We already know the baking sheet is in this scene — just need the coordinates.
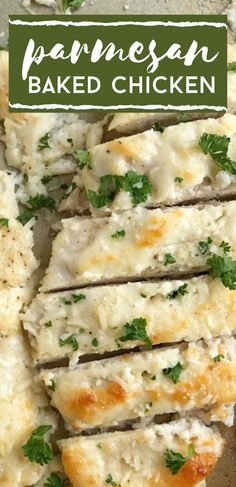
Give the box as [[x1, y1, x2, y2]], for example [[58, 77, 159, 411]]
[[1, 0, 236, 485]]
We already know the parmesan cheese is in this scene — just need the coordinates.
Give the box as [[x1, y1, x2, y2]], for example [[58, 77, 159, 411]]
[[24, 276, 236, 365], [58, 418, 224, 487], [42, 201, 236, 291], [39, 336, 236, 431]]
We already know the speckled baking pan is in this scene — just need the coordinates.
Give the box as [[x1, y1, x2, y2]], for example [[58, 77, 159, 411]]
[[0, 1, 236, 486]]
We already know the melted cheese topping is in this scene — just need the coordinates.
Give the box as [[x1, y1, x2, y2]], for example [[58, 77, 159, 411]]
[[0, 171, 18, 219], [42, 201, 236, 291], [0, 333, 57, 487], [58, 418, 224, 487], [81, 114, 236, 213], [40, 336, 236, 430], [24, 275, 236, 365], [0, 51, 102, 196], [0, 218, 37, 289]]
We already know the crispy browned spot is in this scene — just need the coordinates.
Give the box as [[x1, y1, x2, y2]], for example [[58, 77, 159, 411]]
[[63, 381, 127, 424], [149, 453, 219, 487]]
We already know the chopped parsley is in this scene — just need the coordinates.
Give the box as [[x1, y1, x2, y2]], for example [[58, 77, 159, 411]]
[[59, 335, 79, 351], [228, 61, 236, 72], [165, 444, 196, 475], [145, 401, 153, 412], [74, 149, 92, 169], [118, 317, 152, 349], [92, 337, 99, 347], [48, 380, 56, 392], [198, 237, 212, 255], [199, 132, 236, 175], [27, 194, 56, 211], [220, 240, 231, 254], [164, 253, 176, 266], [43, 472, 67, 487], [111, 229, 126, 239], [0, 218, 9, 228], [67, 138, 73, 147], [207, 253, 236, 290], [61, 297, 72, 305], [167, 283, 188, 300], [41, 175, 53, 185], [152, 121, 164, 133], [62, 0, 85, 11], [72, 293, 86, 303], [105, 474, 121, 487], [87, 170, 152, 208], [174, 176, 183, 183], [97, 443, 102, 449], [44, 321, 53, 328], [150, 375, 156, 381], [140, 293, 147, 298], [61, 182, 78, 200], [163, 362, 184, 384], [22, 425, 53, 466], [38, 133, 51, 151], [213, 354, 225, 362], [17, 209, 35, 226]]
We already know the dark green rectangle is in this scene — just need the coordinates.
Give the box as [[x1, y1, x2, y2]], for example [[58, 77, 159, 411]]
[[9, 15, 227, 112]]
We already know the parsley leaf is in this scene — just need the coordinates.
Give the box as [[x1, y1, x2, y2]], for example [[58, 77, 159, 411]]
[[213, 354, 224, 362], [38, 133, 51, 151], [61, 297, 72, 305], [72, 293, 86, 303], [118, 317, 152, 349], [165, 444, 196, 475], [164, 253, 176, 266], [152, 121, 164, 133], [61, 182, 78, 200], [207, 253, 236, 290], [27, 194, 56, 211], [174, 176, 183, 183], [17, 209, 35, 225], [74, 149, 92, 169], [220, 240, 231, 254], [105, 474, 121, 487], [111, 229, 126, 239], [43, 472, 67, 487], [168, 283, 188, 299], [67, 138, 73, 147], [41, 175, 53, 185], [59, 335, 79, 351], [48, 380, 56, 392], [87, 171, 152, 208], [163, 362, 184, 384], [228, 61, 236, 72], [92, 337, 99, 347], [198, 237, 212, 255], [62, 0, 84, 11], [122, 170, 152, 206], [44, 321, 53, 328], [22, 425, 53, 466], [199, 133, 236, 175], [0, 218, 9, 228]]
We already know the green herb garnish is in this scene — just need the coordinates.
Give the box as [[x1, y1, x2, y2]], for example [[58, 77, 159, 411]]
[[199, 133, 236, 175], [167, 283, 188, 300], [111, 229, 126, 239], [164, 253, 176, 266], [22, 425, 53, 465], [0, 218, 9, 228], [17, 209, 34, 226], [43, 472, 67, 487], [72, 293, 86, 303], [144, 401, 153, 412], [74, 149, 92, 169], [220, 240, 231, 254], [118, 317, 152, 349], [228, 61, 236, 72], [165, 444, 196, 475], [163, 362, 184, 384], [213, 354, 225, 362], [61, 297, 72, 305], [92, 338, 99, 347], [152, 121, 164, 133], [207, 253, 236, 290], [61, 182, 78, 200], [198, 237, 212, 255], [174, 176, 183, 183], [38, 133, 51, 151], [62, 0, 84, 11], [41, 175, 53, 185], [27, 194, 56, 211], [105, 474, 121, 487], [59, 335, 79, 351], [48, 380, 56, 392], [44, 321, 53, 328]]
